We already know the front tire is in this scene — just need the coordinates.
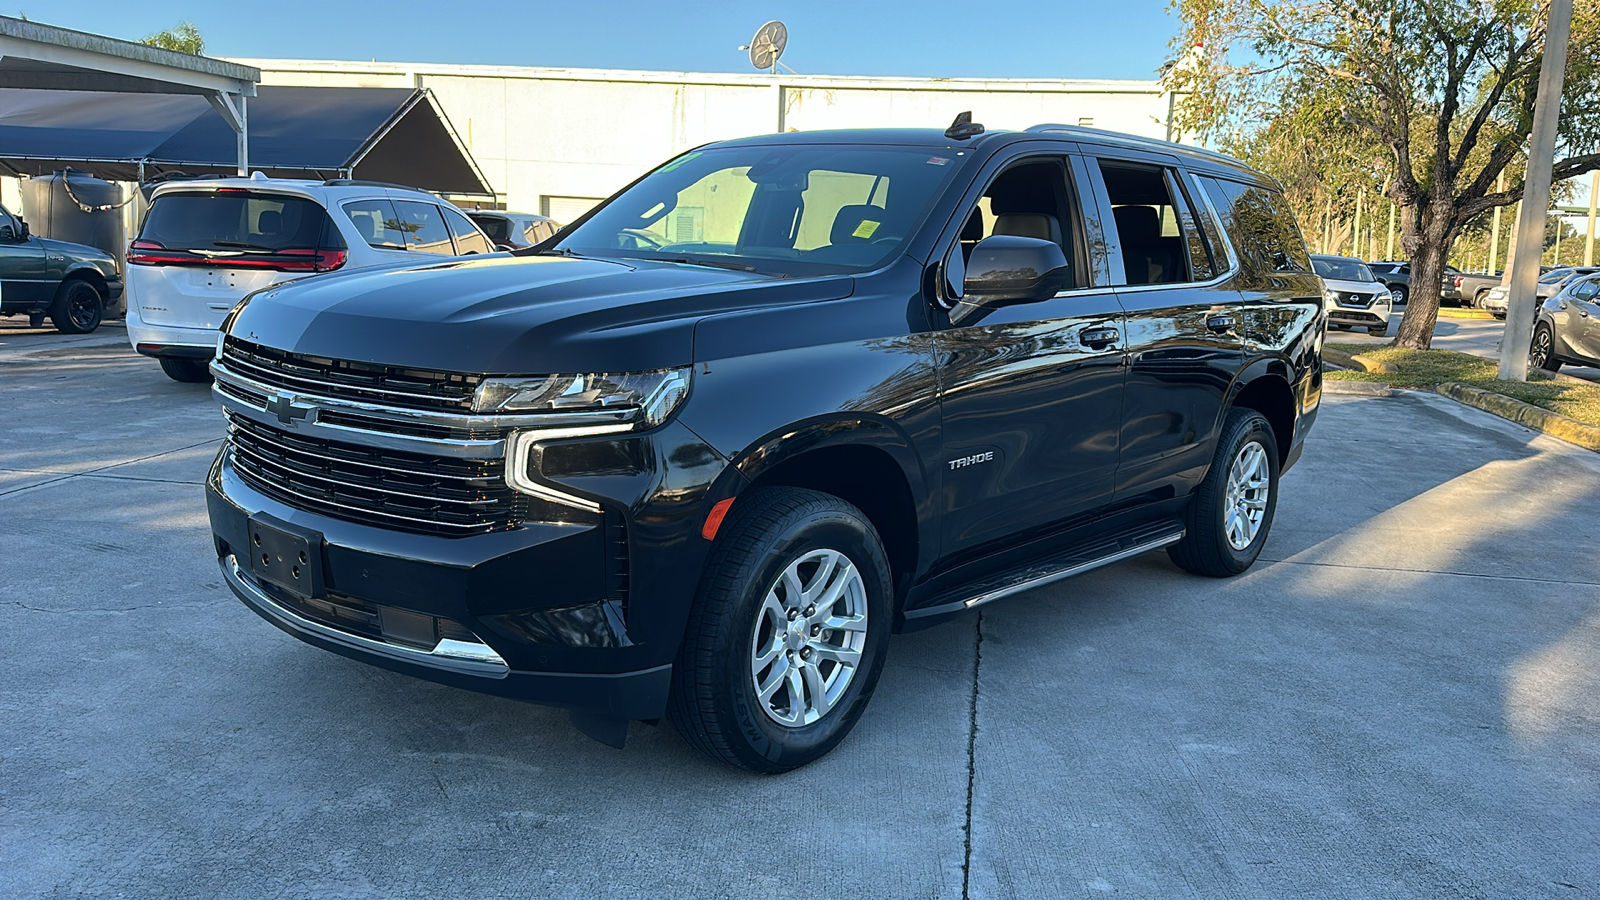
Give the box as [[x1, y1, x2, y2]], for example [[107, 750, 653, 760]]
[[668, 487, 892, 773], [1369, 322, 1388, 336], [1168, 409, 1280, 578], [159, 357, 213, 383], [1392, 286, 1408, 307], [49, 280, 103, 334]]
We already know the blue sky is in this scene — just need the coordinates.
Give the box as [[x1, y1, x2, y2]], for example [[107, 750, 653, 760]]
[[19, 1, 1183, 80]]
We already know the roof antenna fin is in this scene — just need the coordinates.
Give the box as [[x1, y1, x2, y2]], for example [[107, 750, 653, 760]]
[[944, 111, 984, 141]]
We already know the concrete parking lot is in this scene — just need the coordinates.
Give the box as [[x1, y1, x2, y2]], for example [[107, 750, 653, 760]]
[[2, 322, 1597, 898]]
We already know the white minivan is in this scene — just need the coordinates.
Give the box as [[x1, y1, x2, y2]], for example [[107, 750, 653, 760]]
[[126, 174, 496, 381]]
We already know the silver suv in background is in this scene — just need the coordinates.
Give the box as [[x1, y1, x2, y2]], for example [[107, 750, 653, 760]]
[[125, 175, 496, 382], [1313, 254, 1394, 336], [466, 210, 560, 250]]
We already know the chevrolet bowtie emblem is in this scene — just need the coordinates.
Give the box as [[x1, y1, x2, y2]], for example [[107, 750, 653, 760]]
[[263, 391, 313, 427]]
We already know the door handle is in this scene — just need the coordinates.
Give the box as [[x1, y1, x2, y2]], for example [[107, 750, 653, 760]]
[[1079, 326, 1120, 349], [1206, 314, 1237, 333]]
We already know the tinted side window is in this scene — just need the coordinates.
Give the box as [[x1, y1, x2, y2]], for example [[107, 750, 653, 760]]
[[342, 199, 408, 250], [394, 200, 454, 255], [1202, 178, 1312, 275], [443, 207, 494, 255], [1574, 281, 1599, 302], [471, 214, 510, 244], [1097, 161, 1197, 285]]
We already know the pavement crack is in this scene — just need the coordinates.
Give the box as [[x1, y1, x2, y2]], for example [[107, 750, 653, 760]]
[[961, 611, 983, 900], [1259, 556, 1600, 587]]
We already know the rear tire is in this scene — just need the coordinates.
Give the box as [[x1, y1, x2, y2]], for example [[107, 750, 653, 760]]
[[49, 280, 103, 334], [1168, 409, 1280, 578], [668, 487, 892, 773], [159, 357, 213, 383]]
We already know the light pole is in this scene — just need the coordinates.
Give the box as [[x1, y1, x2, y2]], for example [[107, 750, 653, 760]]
[[1500, 0, 1574, 381]]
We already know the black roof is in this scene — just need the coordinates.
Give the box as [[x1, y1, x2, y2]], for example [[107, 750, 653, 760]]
[[715, 126, 1271, 186]]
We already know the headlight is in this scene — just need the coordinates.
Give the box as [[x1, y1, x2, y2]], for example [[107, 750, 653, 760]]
[[473, 367, 690, 427], [1374, 291, 1392, 307], [1323, 289, 1338, 304], [483, 367, 692, 510]]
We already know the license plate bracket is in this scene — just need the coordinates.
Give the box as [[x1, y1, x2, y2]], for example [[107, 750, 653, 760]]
[[247, 513, 325, 598]]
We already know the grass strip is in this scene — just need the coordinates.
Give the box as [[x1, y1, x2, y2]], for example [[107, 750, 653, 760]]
[[1325, 342, 1600, 427]]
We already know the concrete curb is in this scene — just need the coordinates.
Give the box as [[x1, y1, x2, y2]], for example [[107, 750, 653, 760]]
[[1323, 347, 1398, 374], [1323, 380, 1393, 397], [1437, 308, 1497, 320], [1435, 381, 1600, 452]]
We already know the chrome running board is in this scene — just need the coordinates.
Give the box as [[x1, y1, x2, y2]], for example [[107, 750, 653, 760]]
[[904, 525, 1185, 621]]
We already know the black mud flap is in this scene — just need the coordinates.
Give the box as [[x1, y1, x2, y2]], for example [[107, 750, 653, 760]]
[[569, 711, 630, 749]]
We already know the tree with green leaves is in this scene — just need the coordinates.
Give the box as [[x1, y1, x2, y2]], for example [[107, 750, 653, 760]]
[[1169, 0, 1600, 349], [141, 21, 204, 55]]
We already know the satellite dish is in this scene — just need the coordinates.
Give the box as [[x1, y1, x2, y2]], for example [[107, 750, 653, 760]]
[[748, 20, 788, 72]]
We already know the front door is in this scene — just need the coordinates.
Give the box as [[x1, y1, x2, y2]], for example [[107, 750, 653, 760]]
[[935, 154, 1127, 556]]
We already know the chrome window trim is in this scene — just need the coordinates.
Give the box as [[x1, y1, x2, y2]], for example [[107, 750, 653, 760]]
[[222, 556, 509, 678], [1055, 167, 1243, 299]]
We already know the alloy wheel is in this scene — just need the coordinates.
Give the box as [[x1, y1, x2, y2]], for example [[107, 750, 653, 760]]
[[1531, 328, 1553, 369], [1223, 440, 1270, 551], [749, 548, 869, 727]]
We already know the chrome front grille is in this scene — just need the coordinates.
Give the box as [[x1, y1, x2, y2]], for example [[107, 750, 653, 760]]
[[221, 337, 484, 412], [225, 412, 522, 536]]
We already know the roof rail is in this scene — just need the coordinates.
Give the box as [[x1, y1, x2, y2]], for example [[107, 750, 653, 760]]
[[1025, 124, 1258, 171], [321, 178, 426, 192]]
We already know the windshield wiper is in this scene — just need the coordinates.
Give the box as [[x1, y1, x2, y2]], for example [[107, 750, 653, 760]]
[[537, 247, 587, 258], [667, 256, 758, 273], [210, 240, 278, 252]]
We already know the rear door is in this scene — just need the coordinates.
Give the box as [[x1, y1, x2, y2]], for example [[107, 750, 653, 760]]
[[1568, 278, 1600, 361], [1082, 153, 1244, 503], [129, 190, 340, 330], [935, 150, 1127, 555]]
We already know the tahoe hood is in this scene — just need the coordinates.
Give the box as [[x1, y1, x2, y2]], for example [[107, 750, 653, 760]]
[[224, 254, 854, 374]]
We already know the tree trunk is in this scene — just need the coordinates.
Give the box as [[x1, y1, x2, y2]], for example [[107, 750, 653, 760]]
[[1393, 205, 1456, 350]]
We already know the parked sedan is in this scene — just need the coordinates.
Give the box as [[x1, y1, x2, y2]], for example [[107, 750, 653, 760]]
[[1314, 254, 1394, 335], [1529, 273, 1600, 372], [1484, 267, 1600, 319]]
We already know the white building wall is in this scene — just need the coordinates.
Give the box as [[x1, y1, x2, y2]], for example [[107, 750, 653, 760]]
[[239, 59, 1176, 221]]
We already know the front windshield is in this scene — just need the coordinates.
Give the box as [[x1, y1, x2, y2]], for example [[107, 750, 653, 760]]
[[1539, 269, 1571, 284], [554, 145, 962, 276], [1312, 258, 1376, 282]]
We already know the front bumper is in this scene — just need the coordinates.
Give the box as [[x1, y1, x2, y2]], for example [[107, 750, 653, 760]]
[[1326, 305, 1390, 326], [207, 416, 730, 721]]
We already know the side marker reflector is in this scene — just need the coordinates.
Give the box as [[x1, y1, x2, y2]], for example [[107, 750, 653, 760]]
[[701, 497, 735, 540]]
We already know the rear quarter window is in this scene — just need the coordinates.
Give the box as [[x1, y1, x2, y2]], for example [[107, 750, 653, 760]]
[[342, 199, 408, 250], [1202, 178, 1312, 276]]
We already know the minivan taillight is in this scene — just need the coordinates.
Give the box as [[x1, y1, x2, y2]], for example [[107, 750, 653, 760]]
[[275, 248, 348, 273], [125, 241, 346, 272], [127, 240, 192, 266]]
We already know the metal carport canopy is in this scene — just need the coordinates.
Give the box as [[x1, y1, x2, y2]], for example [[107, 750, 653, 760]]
[[0, 15, 258, 174], [0, 85, 494, 197]]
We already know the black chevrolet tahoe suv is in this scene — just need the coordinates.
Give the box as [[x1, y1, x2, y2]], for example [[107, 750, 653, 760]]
[[206, 121, 1323, 772]]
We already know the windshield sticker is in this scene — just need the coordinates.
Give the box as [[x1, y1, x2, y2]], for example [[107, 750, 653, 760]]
[[852, 220, 881, 239], [927, 156, 951, 166], [655, 152, 703, 174]]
